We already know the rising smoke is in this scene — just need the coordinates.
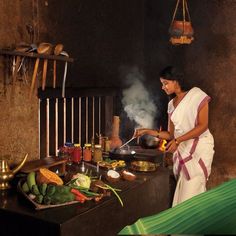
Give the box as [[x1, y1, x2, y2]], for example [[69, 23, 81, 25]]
[[121, 67, 157, 129]]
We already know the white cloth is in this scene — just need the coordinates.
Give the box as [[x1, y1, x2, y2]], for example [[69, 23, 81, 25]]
[[168, 87, 214, 205], [172, 172, 206, 207]]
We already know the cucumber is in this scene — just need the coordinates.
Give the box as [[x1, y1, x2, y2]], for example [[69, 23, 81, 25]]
[[27, 172, 36, 191]]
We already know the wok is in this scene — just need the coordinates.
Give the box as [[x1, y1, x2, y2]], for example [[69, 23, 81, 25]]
[[139, 134, 160, 149], [109, 148, 136, 162]]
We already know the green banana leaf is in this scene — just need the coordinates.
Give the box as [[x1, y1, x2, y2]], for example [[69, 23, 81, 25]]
[[119, 178, 236, 235]]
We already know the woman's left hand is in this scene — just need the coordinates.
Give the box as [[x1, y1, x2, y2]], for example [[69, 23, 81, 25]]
[[165, 139, 178, 153]]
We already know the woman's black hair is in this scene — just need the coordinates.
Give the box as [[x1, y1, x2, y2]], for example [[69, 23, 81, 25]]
[[159, 66, 189, 91]]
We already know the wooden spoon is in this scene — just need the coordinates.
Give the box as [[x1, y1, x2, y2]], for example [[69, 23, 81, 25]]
[[38, 43, 53, 91], [53, 44, 63, 88]]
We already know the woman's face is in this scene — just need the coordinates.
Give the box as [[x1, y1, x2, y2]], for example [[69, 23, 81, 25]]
[[160, 78, 177, 95]]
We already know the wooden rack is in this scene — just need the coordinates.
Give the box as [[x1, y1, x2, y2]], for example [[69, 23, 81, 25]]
[[0, 49, 74, 62]]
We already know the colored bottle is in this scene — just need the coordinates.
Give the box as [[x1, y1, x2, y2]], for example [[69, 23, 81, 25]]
[[73, 144, 82, 163], [83, 144, 92, 162], [93, 144, 103, 162]]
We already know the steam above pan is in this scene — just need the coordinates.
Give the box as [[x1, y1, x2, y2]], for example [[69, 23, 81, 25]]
[[121, 67, 157, 129]]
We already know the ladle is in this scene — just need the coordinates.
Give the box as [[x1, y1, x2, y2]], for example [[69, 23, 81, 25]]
[[53, 44, 64, 88], [119, 137, 136, 149]]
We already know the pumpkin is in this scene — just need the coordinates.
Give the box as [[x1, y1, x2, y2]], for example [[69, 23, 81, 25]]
[[36, 168, 63, 185]]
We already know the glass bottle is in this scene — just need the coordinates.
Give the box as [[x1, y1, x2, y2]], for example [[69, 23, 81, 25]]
[[64, 142, 74, 165], [73, 143, 82, 163], [104, 137, 110, 152], [83, 143, 92, 162], [93, 144, 103, 162]]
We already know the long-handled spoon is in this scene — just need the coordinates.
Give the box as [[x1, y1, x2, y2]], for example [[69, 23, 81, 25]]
[[119, 137, 136, 149]]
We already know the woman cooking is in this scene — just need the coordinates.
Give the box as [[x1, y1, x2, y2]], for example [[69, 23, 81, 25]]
[[133, 66, 214, 206]]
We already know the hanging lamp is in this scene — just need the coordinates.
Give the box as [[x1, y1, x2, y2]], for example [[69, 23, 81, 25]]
[[169, 0, 194, 45]]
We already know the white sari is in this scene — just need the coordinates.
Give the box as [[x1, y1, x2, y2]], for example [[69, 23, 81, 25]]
[[168, 87, 214, 206]]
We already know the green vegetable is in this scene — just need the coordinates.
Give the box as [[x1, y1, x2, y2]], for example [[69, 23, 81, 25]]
[[96, 183, 123, 207], [35, 194, 44, 204], [50, 192, 75, 204], [32, 184, 40, 195], [55, 185, 71, 194], [69, 173, 91, 189], [27, 172, 36, 191], [104, 184, 123, 207], [43, 195, 51, 205], [46, 185, 56, 196], [22, 181, 30, 193], [39, 183, 47, 196]]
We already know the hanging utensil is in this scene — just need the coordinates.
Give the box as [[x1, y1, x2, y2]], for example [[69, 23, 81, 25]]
[[169, 0, 194, 45], [38, 43, 53, 90], [29, 57, 40, 98], [60, 51, 69, 98], [53, 44, 64, 88]]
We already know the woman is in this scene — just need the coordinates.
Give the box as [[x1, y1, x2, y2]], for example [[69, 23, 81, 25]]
[[133, 66, 214, 206]]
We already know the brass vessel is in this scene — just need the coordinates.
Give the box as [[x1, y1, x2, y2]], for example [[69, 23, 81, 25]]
[[0, 154, 28, 190]]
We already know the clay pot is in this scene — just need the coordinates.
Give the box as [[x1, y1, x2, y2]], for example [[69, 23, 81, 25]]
[[169, 20, 194, 37]]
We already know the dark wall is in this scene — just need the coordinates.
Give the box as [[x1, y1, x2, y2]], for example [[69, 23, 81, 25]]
[[43, 0, 236, 187], [46, 0, 145, 88]]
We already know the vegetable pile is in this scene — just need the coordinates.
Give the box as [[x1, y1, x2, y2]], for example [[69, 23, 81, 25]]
[[21, 168, 124, 207]]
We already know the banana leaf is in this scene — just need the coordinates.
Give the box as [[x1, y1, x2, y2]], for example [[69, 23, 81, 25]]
[[119, 178, 236, 235]]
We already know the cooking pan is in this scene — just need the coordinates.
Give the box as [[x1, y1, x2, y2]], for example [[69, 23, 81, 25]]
[[139, 134, 160, 149], [109, 148, 136, 162]]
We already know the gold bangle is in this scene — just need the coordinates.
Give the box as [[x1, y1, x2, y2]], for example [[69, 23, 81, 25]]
[[175, 139, 180, 146]]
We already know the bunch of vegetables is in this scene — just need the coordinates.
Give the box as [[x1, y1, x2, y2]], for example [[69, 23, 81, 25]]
[[22, 170, 75, 205], [67, 173, 124, 207], [21, 168, 123, 207]]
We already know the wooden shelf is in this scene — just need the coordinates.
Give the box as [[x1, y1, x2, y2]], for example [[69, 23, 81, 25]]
[[20, 156, 67, 174], [0, 49, 74, 63]]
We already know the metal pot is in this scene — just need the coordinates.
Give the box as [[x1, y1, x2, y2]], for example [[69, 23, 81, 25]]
[[139, 134, 160, 149], [109, 148, 136, 162]]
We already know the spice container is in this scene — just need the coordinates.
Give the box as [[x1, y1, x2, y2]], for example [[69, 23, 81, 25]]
[[83, 143, 92, 162], [64, 142, 74, 165], [104, 137, 111, 152], [93, 144, 103, 162], [73, 143, 82, 163]]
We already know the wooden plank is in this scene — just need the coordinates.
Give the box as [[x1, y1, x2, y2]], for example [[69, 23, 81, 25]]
[[0, 49, 74, 62], [21, 157, 67, 174]]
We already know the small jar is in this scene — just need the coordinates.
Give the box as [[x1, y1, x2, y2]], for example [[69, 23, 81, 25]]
[[83, 143, 92, 162], [73, 144, 82, 163], [104, 137, 110, 152], [93, 144, 103, 162], [64, 142, 74, 165]]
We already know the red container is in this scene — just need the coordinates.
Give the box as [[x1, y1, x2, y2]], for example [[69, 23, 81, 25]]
[[73, 144, 82, 163], [83, 144, 92, 162]]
